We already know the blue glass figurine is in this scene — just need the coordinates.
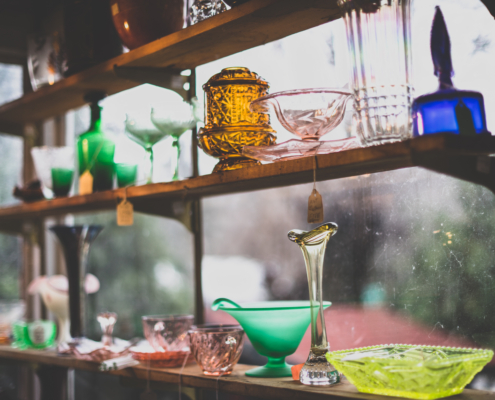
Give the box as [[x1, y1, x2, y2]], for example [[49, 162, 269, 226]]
[[412, 6, 489, 136]]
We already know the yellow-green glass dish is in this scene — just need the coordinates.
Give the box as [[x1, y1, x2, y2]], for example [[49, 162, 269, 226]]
[[326, 345, 493, 400]]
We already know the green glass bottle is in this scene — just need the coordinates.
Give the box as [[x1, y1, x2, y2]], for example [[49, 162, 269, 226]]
[[77, 92, 115, 192]]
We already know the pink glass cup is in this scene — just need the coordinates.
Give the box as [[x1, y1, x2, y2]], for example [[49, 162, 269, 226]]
[[142, 315, 194, 352], [189, 325, 245, 376]]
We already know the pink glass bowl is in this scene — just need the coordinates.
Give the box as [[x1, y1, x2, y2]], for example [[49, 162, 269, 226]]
[[142, 315, 194, 353], [189, 324, 245, 376], [249, 88, 352, 140]]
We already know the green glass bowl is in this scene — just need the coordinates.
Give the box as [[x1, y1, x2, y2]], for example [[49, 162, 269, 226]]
[[326, 345, 493, 399], [212, 298, 331, 378], [12, 320, 56, 350]]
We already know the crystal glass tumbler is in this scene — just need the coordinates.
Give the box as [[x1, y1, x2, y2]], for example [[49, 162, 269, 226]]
[[31, 146, 75, 198], [339, 0, 413, 146], [189, 325, 244, 376], [142, 315, 194, 352]]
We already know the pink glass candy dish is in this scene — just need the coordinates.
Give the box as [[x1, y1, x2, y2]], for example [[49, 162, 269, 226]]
[[243, 88, 360, 162], [188, 325, 245, 376], [142, 315, 194, 352]]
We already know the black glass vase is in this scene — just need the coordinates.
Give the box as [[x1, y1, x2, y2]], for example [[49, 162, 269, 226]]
[[49, 225, 103, 340]]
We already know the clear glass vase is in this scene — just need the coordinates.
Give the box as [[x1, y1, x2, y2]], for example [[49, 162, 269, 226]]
[[339, 0, 413, 146], [288, 223, 340, 386]]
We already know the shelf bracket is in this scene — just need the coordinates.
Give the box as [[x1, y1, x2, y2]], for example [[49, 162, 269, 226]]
[[113, 66, 189, 99], [414, 153, 495, 194], [132, 199, 194, 232]]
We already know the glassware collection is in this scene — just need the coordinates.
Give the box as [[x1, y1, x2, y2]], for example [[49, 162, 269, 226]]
[[22, 1, 488, 204], [4, 2, 493, 400]]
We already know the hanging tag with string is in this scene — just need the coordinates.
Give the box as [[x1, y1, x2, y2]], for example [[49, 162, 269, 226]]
[[117, 186, 134, 226], [308, 156, 323, 224]]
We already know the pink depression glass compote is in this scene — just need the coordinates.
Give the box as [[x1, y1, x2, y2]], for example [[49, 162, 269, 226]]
[[243, 88, 359, 162]]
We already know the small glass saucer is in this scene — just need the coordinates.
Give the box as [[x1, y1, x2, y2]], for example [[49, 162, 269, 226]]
[[243, 137, 360, 163], [130, 341, 193, 368]]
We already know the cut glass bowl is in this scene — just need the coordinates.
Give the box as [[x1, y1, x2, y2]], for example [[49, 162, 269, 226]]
[[326, 345, 493, 399], [243, 88, 358, 162], [142, 314, 194, 353]]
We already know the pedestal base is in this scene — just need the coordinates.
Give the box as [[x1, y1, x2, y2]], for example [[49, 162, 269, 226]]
[[300, 351, 340, 386], [245, 358, 292, 378], [213, 157, 260, 172]]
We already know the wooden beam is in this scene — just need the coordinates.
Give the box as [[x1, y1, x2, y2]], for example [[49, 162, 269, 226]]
[[1, 135, 495, 233], [0, 346, 492, 400]]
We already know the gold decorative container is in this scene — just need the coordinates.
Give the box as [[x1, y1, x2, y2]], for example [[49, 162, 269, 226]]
[[199, 67, 276, 172]]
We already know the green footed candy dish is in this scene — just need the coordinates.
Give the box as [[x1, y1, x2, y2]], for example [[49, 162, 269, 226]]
[[326, 345, 493, 399], [212, 298, 331, 378]]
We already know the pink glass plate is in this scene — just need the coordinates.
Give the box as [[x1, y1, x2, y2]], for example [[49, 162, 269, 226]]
[[131, 348, 193, 368], [243, 137, 360, 163]]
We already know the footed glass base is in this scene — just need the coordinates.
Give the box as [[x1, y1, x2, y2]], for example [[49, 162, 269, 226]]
[[246, 358, 292, 378], [300, 351, 340, 386], [213, 157, 260, 173]]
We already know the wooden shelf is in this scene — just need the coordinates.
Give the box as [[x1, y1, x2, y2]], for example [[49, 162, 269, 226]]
[[0, 0, 341, 135], [0, 346, 492, 400], [1, 134, 495, 233]]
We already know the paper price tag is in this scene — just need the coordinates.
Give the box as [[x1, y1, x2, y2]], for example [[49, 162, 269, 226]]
[[117, 200, 134, 226], [308, 188, 323, 224], [111, 3, 119, 16], [79, 170, 93, 195]]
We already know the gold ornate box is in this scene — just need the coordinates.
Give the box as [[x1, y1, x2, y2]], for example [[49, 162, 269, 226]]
[[198, 67, 276, 172]]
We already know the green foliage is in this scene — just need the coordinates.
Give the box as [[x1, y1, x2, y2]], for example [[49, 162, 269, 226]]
[[75, 212, 193, 340], [390, 183, 495, 348]]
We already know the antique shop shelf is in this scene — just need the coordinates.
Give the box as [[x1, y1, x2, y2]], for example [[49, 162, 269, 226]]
[[0, 345, 492, 400], [0, 0, 340, 135], [1, 134, 495, 233]]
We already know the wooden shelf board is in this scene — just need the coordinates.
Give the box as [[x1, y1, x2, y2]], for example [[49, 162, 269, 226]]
[[0, 0, 341, 130], [0, 346, 492, 400], [0, 134, 494, 232]]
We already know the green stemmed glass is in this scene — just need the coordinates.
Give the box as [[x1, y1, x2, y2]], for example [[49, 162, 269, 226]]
[[151, 99, 198, 181], [125, 112, 170, 184], [212, 298, 331, 378]]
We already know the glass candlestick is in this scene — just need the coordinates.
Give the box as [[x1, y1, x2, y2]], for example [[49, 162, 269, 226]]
[[97, 312, 117, 347], [288, 222, 340, 386]]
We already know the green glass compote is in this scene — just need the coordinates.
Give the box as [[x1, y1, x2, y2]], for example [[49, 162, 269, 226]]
[[212, 298, 331, 378], [151, 100, 197, 181], [125, 112, 170, 184]]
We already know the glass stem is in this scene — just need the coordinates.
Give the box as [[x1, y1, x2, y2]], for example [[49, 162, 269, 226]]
[[145, 146, 153, 184], [171, 138, 180, 181], [300, 240, 329, 354]]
